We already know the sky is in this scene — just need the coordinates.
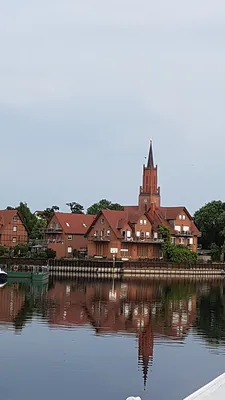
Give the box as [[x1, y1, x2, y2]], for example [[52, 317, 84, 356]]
[[1, 0, 225, 214]]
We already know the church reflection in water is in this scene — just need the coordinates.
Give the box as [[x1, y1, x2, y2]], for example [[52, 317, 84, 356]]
[[0, 278, 209, 386]]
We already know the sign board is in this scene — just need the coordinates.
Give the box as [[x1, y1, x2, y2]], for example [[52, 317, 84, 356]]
[[110, 248, 118, 254]]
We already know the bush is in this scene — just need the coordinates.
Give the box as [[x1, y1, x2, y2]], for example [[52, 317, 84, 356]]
[[46, 248, 56, 259], [13, 244, 29, 257], [0, 245, 6, 257]]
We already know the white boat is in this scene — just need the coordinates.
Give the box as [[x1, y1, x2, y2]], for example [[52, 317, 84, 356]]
[[0, 268, 7, 283]]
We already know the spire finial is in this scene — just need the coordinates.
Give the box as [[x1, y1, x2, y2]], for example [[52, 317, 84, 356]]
[[147, 140, 154, 169]]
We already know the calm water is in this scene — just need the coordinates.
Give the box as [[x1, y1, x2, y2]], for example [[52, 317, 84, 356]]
[[1, 277, 225, 400]]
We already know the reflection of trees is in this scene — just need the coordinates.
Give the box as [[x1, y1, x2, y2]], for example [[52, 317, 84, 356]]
[[195, 285, 225, 345]]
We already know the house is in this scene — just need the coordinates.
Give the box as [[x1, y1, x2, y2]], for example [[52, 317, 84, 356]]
[[87, 141, 200, 260], [44, 212, 95, 258], [86, 209, 163, 260], [0, 210, 28, 247]]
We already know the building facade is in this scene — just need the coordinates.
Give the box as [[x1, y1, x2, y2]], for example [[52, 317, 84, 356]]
[[87, 141, 200, 259], [0, 210, 28, 247], [44, 212, 95, 258]]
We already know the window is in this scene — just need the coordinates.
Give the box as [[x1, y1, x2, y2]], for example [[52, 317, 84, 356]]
[[107, 230, 110, 236], [146, 231, 150, 237], [136, 231, 140, 237], [12, 237, 17, 243], [153, 232, 158, 239], [68, 235, 72, 240], [13, 216, 18, 222], [13, 226, 17, 232], [179, 215, 185, 220], [140, 220, 143, 225], [94, 230, 98, 237], [179, 237, 185, 245], [68, 247, 73, 254], [127, 230, 131, 238], [183, 226, 190, 232], [143, 220, 147, 225], [140, 231, 145, 239], [101, 218, 104, 224], [171, 237, 176, 244], [175, 225, 181, 232], [188, 238, 193, 245], [66, 222, 70, 227]]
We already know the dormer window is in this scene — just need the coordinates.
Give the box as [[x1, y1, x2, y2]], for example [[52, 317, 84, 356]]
[[140, 220, 143, 225], [179, 215, 186, 220], [143, 220, 147, 225]]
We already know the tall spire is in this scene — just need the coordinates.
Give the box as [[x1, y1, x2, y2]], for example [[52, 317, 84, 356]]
[[147, 140, 154, 169]]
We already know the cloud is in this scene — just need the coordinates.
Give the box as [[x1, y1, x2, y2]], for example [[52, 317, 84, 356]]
[[0, 0, 225, 212]]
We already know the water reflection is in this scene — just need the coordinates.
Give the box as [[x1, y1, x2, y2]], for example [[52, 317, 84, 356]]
[[1, 277, 224, 388]]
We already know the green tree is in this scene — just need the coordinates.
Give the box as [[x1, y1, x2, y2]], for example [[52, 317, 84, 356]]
[[158, 224, 197, 264], [66, 202, 84, 214], [194, 201, 225, 250], [17, 202, 36, 234], [30, 218, 47, 240], [13, 244, 29, 257], [0, 245, 6, 257], [41, 206, 59, 220], [87, 199, 124, 215]]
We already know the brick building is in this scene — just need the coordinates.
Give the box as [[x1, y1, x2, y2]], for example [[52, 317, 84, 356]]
[[44, 212, 95, 258], [87, 141, 200, 259], [0, 210, 28, 248]]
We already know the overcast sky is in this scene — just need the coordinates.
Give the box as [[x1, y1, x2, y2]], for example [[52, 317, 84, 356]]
[[1, 0, 225, 214]]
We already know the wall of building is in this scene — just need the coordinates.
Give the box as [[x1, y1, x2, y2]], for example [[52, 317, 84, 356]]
[[0, 215, 28, 247]]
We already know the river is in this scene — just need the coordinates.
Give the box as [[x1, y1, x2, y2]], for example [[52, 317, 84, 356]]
[[1, 277, 225, 400]]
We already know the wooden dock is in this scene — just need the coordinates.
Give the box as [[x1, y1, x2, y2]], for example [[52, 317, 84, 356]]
[[184, 373, 225, 399]]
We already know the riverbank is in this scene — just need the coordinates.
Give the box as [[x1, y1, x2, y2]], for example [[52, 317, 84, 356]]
[[0, 257, 224, 277]]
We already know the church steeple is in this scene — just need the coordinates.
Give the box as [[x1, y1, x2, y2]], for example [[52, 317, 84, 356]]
[[147, 140, 154, 169], [138, 140, 161, 211]]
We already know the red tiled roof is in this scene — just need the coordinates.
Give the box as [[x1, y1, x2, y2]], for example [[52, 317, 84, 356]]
[[54, 213, 95, 235], [0, 210, 18, 233], [123, 206, 142, 223], [159, 206, 200, 236], [159, 206, 191, 220], [101, 210, 129, 238]]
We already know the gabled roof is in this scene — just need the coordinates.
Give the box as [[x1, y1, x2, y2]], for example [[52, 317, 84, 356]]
[[0, 210, 29, 234], [86, 209, 129, 239], [52, 213, 95, 235], [159, 206, 192, 220], [123, 206, 141, 223], [159, 206, 200, 236]]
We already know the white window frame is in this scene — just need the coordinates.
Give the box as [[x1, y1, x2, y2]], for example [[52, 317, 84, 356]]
[[12, 237, 17, 243], [127, 230, 131, 238], [68, 247, 73, 254], [13, 226, 17, 232], [136, 231, 140, 237], [188, 238, 194, 245], [179, 237, 185, 245], [140, 220, 143, 225], [143, 220, 147, 225], [175, 225, 181, 232], [106, 230, 110, 236], [68, 235, 72, 240], [146, 231, 150, 237]]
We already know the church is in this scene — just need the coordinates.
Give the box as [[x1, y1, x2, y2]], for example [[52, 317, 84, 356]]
[[86, 142, 200, 260]]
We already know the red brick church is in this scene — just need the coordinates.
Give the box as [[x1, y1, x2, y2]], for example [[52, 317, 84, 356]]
[[86, 142, 200, 260]]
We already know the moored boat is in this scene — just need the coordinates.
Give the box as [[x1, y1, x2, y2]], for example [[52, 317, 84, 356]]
[[0, 268, 7, 284]]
